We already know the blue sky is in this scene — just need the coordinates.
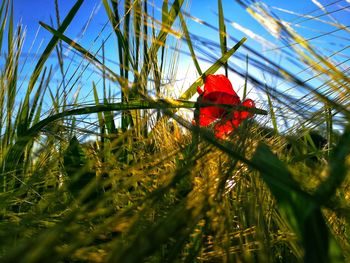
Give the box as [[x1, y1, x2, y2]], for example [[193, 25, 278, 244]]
[[12, 0, 350, 74], [7, 0, 350, 131]]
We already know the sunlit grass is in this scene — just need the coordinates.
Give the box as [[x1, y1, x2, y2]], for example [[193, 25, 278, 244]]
[[0, 0, 350, 262]]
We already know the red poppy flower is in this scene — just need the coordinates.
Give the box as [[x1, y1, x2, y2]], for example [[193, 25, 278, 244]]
[[195, 74, 255, 139]]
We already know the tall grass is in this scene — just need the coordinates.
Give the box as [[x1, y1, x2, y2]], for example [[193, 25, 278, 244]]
[[0, 0, 349, 262]]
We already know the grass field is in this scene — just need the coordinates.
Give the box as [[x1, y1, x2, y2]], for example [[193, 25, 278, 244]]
[[0, 0, 349, 262]]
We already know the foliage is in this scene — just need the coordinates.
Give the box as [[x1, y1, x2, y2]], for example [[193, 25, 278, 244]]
[[0, 0, 349, 262]]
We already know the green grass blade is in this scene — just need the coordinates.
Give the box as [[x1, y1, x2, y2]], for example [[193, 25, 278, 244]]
[[252, 143, 312, 210], [265, 88, 278, 134], [17, 0, 83, 136], [252, 143, 337, 262], [314, 123, 350, 203], [28, 66, 50, 126], [7, 0, 13, 58], [102, 0, 135, 75], [133, 0, 141, 70], [4, 1, 15, 148], [39, 21, 124, 84], [103, 104, 117, 135], [179, 37, 247, 100], [0, 0, 9, 54], [160, 0, 169, 75], [126, 0, 184, 133], [243, 54, 248, 100], [102, 0, 124, 77], [3, 99, 268, 172], [325, 103, 333, 156], [93, 82, 105, 136], [218, 0, 228, 76], [179, 12, 202, 76], [123, 0, 131, 81], [142, 0, 148, 71], [48, 87, 59, 114], [162, 0, 169, 26], [135, 0, 184, 95]]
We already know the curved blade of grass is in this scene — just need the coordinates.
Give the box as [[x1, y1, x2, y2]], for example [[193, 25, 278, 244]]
[[31, 100, 267, 134], [2, 99, 267, 173], [6, 0, 13, 58], [17, 0, 83, 136], [159, 5, 172, 90]]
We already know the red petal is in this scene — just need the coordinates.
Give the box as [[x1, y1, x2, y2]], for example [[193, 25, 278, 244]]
[[198, 107, 218, 126], [199, 106, 223, 120], [214, 119, 241, 139], [201, 92, 240, 118], [203, 92, 240, 105], [242, 98, 255, 108], [195, 75, 249, 134], [203, 74, 238, 97], [240, 99, 255, 120]]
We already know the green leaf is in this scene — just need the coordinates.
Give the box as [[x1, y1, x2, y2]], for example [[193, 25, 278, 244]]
[[252, 143, 336, 263], [314, 123, 350, 203]]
